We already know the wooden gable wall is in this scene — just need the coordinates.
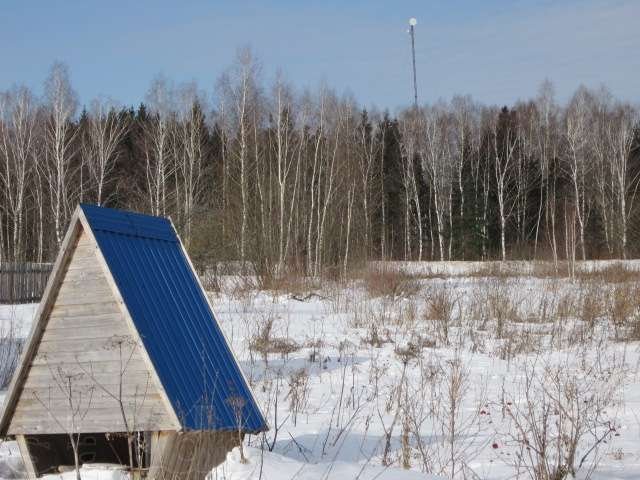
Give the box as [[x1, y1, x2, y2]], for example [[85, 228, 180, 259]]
[[8, 227, 176, 435]]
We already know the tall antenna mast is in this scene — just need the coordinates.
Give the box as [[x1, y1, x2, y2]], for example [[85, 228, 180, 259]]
[[409, 17, 418, 108]]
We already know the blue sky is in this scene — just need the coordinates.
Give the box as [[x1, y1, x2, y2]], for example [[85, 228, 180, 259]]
[[1, 0, 638, 110]]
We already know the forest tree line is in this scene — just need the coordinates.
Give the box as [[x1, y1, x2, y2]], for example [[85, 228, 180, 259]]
[[1, 50, 639, 275]]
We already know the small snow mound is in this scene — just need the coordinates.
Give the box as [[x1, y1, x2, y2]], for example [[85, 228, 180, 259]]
[[42, 464, 128, 480], [216, 447, 441, 480]]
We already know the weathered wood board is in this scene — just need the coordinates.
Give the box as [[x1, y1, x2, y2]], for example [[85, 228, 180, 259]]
[[8, 228, 175, 435]]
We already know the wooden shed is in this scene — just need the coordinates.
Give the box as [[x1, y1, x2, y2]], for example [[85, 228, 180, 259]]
[[0, 204, 267, 479]]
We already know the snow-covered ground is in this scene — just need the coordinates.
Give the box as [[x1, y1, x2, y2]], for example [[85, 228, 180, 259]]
[[370, 259, 640, 277], [0, 304, 37, 339], [3, 263, 640, 479], [209, 273, 640, 480]]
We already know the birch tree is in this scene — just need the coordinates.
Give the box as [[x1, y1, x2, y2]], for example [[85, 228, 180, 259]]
[[489, 107, 518, 261], [397, 105, 431, 262], [217, 47, 261, 265], [0, 86, 37, 261], [354, 109, 381, 260], [313, 91, 342, 273], [43, 62, 78, 247], [564, 88, 593, 260], [82, 98, 129, 206], [450, 96, 475, 256], [607, 104, 639, 258], [534, 81, 560, 263], [269, 74, 300, 274], [303, 90, 319, 273], [173, 83, 207, 247], [144, 76, 174, 217], [418, 106, 453, 261]]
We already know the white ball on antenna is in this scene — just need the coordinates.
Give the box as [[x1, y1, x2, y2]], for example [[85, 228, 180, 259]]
[[409, 17, 417, 26]]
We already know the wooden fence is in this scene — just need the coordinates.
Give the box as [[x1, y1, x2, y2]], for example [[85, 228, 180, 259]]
[[0, 263, 53, 304]]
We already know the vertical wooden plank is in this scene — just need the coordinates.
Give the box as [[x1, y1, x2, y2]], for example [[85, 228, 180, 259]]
[[16, 435, 37, 479], [149, 431, 240, 480], [148, 431, 176, 479]]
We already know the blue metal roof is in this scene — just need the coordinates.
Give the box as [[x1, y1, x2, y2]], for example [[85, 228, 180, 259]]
[[80, 204, 267, 433]]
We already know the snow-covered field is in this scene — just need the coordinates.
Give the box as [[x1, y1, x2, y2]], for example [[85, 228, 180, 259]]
[[3, 263, 640, 479], [370, 259, 640, 277]]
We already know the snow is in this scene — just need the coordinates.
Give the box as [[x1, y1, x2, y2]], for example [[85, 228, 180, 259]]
[[370, 259, 640, 276], [210, 270, 640, 479], [214, 447, 435, 480], [0, 441, 24, 479], [3, 263, 640, 479], [0, 304, 37, 339], [42, 464, 128, 480]]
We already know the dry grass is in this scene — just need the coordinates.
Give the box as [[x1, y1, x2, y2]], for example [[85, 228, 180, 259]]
[[250, 335, 301, 361], [244, 261, 640, 478], [485, 280, 523, 337], [257, 269, 321, 297], [362, 268, 420, 299], [580, 286, 605, 331], [244, 261, 640, 370], [371, 260, 640, 282], [361, 323, 392, 348], [423, 286, 459, 345], [575, 264, 640, 283], [608, 284, 640, 341], [249, 315, 301, 363], [555, 291, 580, 322], [496, 328, 540, 361]]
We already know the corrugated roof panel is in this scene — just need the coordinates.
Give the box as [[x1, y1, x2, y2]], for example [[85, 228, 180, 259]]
[[83, 205, 176, 242], [80, 204, 266, 433]]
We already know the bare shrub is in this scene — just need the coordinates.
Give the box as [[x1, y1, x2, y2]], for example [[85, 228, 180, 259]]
[[497, 328, 540, 361], [325, 281, 353, 316], [305, 338, 325, 364], [486, 279, 522, 338], [526, 287, 558, 325], [467, 287, 490, 330], [286, 368, 310, 426], [405, 356, 439, 474], [0, 308, 23, 389], [257, 268, 319, 297], [34, 362, 96, 479], [394, 333, 433, 364], [608, 284, 640, 341], [363, 267, 419, 299], [432, 356, 487, 478], [228, 274, 260, 299], [395, 299, 419, 329], [469, 262, 513, 279], [378, 360, 410, 467], [555, 290, 579, 322], [424, 285, 459, 345], [198, 265, 221, 292], [249, 314, 300, 364], [531, 262, 565, 278], [497, 356, 623, 480], [361, 323, 391, 348], [580, 285, 605, 331], [576, 263, 640, 284]]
